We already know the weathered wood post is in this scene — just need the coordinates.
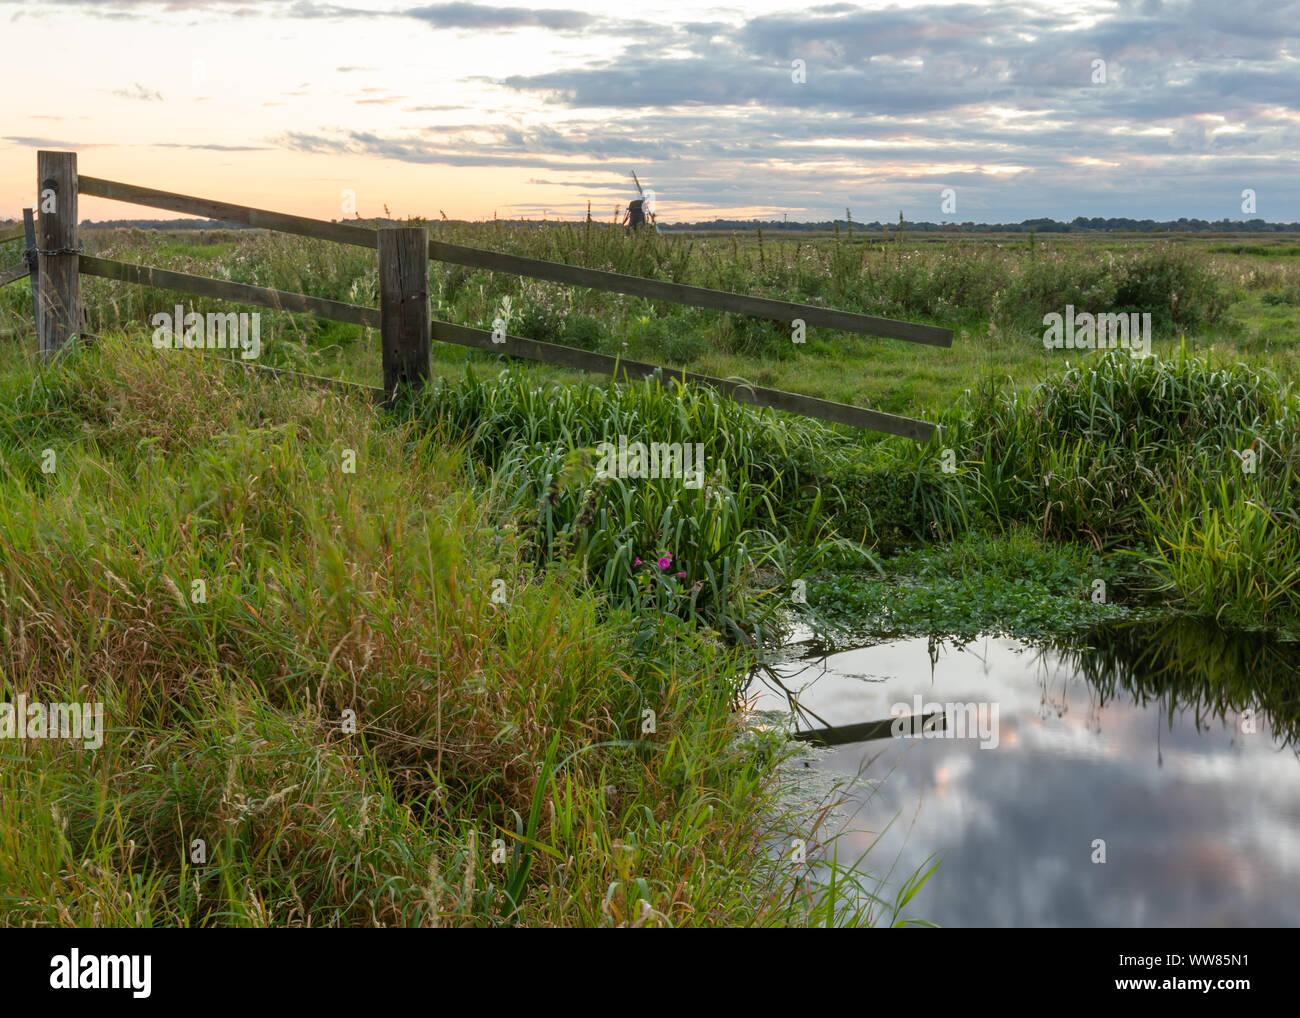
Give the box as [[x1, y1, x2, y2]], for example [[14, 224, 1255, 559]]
[[378, 225, 431, 405], [22, 208, 41, 339], [36, 150, 80, 360]]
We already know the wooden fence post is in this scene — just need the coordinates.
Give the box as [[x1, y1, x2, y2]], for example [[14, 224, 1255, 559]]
[[36, 150, 80, 360], [22, 208, 41, 340], [378, 226, 431, 404]]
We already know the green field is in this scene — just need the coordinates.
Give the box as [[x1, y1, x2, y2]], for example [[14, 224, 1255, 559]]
[[0, 224, 1296, 926], [6, 223, 1299, 407]]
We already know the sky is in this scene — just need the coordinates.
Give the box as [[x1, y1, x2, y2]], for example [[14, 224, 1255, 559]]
[[1, 0, 1298, 224]]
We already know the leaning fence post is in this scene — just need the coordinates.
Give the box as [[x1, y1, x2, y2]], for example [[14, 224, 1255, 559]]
[[35, 150, 80, 360], [22, 207, 41, 340], [378, 225, 431, 404]]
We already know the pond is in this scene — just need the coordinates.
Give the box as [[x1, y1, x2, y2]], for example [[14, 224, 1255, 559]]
[[746, 619, 1300, 927]]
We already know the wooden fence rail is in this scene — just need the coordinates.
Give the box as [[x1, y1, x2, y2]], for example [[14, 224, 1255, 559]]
[[0, 263, 29, 288], [79, 256, 381, 329], [426, 321, 937, 439], [5, 151, 951, 439], [78, 175, 953, 347], [77, 254, 934, 439]]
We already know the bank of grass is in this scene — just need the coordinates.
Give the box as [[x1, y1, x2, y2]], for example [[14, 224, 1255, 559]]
[[0, 328, 1294, 928], [816, 346, 1300, 637], [411, 366, 869, 647], [395, 340, 1299, 640], [0, 335, 921, 927]]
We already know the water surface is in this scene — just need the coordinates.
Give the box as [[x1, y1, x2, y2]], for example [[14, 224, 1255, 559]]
[[747, 622, 1300, 927]]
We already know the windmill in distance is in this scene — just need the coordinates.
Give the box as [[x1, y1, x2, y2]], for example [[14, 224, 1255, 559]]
[[622, 170, 658, 234]]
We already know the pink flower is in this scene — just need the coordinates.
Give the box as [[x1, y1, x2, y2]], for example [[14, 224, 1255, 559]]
[[634, 557, 641, 566], [657, 555, 672, 570], [676, 571, 686, 579]]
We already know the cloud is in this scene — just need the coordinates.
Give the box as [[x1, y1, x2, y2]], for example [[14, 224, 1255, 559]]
[[149, 142, 273, 150], [2, 0, 621, 34], [110, 82, 164, 101], [11, 0, 1300, 219], [404, 3, 594, 31], [273, 124, 680, 167], [0, 0, 373, 18], [463, 1, 1300, 218], [3, 136, 105, 148]]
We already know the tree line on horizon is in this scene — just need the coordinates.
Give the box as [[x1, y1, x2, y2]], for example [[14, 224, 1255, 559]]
[[660, 215, 1300, 234], [4, 215, 1299, 234]]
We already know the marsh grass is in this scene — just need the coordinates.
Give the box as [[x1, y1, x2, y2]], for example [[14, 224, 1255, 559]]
[[409, 366, 872, 645], [0, 226, 1265, 405], [798, 347, 1299, 635], [3, 223, 1296, 928], [404, 345, 1298, 637], [958, 348, 1298, 634], [0, 335, 896, 927]]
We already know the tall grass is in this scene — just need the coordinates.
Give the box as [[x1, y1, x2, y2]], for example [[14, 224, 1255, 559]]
[[0, 226, 1237, 368], [0, 335, 891, 927], [1142, 468, 1300, 628], [412, 343, 1300, 635], [410, 366, 868, 645], [956, 346, 1291, 541], [2, 226, 1291, 634], [814, 347, 1299, 632]]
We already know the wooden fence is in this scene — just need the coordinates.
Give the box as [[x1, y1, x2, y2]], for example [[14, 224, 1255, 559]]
[[0, 150, 952, 440]]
